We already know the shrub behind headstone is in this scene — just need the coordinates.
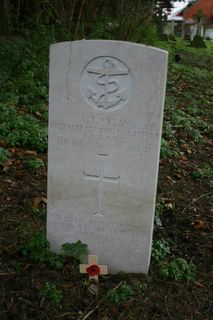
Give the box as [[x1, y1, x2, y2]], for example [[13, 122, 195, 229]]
[[191, 35, 207, 48]]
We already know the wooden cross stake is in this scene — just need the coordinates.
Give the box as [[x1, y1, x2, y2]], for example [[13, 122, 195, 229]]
[[79, 255, 108, 282]]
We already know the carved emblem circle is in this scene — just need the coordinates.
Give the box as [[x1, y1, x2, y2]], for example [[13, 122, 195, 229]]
[[80, 56, 133, 111]]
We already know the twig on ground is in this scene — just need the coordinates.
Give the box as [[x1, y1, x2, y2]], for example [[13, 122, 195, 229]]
[[0, 272, 15, 276], [165, 295, 173, 320], [193, 192, 212, 203], [79, 305, 99, 320], [55, 312, 75, 318]]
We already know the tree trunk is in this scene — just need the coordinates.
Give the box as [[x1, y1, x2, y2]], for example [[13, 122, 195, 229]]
[[0, 0, 10, 36], [73, 0, 86, 39]]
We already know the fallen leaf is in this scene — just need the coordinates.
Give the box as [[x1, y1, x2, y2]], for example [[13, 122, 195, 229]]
[[62, 283, 74, 289], [24, 150, 37, 156], [32, 196, 43, 209], [41, 197, 47, 204], [35, 111, 43, 118], [195, 281, 205, 288], [0, 138, 7, 146], [2, 160, 13, 172], [166, 203, 173, 209], [192, 220, 206, 229], [4, 179, 13, 183], [122, 300, 133, 309], [10, 181, 17, 188], [180, 143, 188, 149], [173, 173, 182, 179], [166, 175, 176, 184], [207, 140, 213, 146], [181, 155, 188, 161], [23, 264, 32, 271]]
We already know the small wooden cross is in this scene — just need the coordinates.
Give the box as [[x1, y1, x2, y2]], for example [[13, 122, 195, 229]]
[[79, 255, 108, 282]]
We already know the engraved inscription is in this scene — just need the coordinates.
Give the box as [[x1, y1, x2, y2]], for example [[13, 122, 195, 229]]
[[83, 154, 120, 216], [51, 214, 144, 239], [50, 116, 159, 154], [80, 56, 133, 111]]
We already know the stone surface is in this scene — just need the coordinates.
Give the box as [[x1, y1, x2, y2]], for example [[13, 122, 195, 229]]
[[47, 40, 168, 273]]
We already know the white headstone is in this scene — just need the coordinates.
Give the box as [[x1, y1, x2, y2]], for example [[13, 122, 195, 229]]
[[47, 40, 168, 273]]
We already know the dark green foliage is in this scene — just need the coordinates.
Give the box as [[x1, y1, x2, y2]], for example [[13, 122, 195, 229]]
[[160, 258, 196, 281], [61, 241, 88, 262], [0, 104, 47, 151], [152, 240, 196, 281], [158, 41, 213, 161], [31, 208, 47, 221], [0, 30, 50, 111], [21, 231, 49, 262], [0, 27, 59, 151], [22, 231, 88, 268], [21, 231, 64, 269], [106, 281, 134, 304], [25, 158, 44, 171], [0, 147, 10, 164], [159, 34, 169, 41], [152, 240, 170, 264], [191, 166, 213, 179], [40, 282, 63, 304], [191, 35, 207, 48], [105, 280, 147, 305]]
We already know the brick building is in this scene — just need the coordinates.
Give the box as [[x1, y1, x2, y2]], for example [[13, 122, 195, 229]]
[[177, 0, 213, 39]]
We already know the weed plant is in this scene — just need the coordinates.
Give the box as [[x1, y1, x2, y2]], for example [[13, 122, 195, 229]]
[[152, 239, 170, 264], [61, 241, 88, 261], [106, 281, 134, 304], [21, 231, 88, 269], [152, 240, 196, 281], [25, 158, 44, 171], [0, 147, 10, 164], [160, 41, 213, 161], [0, 26, 66, 152], [160, 258, 196, 281], [40, 282, 63, 304], [21, 231, 64, 269]]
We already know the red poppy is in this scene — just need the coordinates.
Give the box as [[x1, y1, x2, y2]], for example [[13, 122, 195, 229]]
[[86, 264, 100, 276]]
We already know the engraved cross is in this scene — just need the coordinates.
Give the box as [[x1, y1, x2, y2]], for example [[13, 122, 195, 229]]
[[83, 154, 120, 216]]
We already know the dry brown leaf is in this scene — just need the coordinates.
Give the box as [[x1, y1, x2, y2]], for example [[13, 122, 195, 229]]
[[166, 203, 173, 209], [23, 264, 32, 271], [4, 179, 13, 183], [181, 155, 188, 161], [180, 143, 187, 149], [207, 139, 213, 146], [35, 111, 43, 118], [32, 196, 43, 209], [192, 220, 206, 229], [166, 175, 176, 184], [173, 173, 182, 179], [24, 150, 37, 156], [62, 283, 74, 289], [41, 197, 47, 204], [2, 160, 13, 172], [195, 281, 205, 288], [0, 138, 7, 147]]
